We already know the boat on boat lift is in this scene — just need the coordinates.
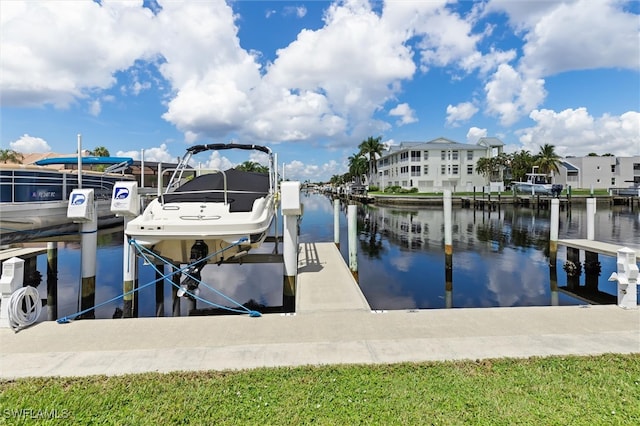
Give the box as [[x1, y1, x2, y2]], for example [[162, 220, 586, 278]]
[[512, 167, 563, 196], [124, 143, 278, 268]]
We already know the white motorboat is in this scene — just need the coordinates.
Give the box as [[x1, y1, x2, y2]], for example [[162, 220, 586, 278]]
[[513, 171, 563, 196], [125, 143, 278, 266], [0, 158, 135, 245]]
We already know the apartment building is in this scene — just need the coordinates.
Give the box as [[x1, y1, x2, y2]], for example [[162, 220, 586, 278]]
[[374, 137, 504, 192], [556, 156, 640, 190]]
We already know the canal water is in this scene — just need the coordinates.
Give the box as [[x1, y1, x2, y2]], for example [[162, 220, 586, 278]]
[[36, 192, 640, 319]]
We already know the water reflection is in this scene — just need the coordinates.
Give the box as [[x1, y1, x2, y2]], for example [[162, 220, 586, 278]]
[[304, 194, 639, 310], [34, 192, 639, 318]]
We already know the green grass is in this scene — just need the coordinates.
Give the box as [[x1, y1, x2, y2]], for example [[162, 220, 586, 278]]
[[1, 354, 639, 425]]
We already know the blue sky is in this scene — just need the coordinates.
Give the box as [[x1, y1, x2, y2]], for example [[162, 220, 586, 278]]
[[1, 0, 639, 181]]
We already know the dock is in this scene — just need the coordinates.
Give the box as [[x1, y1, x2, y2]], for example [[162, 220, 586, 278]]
[[1, 242, 638, 379], [557, 239, 640, 257]]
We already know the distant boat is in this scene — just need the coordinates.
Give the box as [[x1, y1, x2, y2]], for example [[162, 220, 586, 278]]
[[609, 182, 640, 197], [512, 170, 563, 196], [0, 157, 135, 245]]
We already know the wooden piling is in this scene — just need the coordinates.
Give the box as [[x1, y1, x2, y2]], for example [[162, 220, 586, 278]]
[[333, 198, 340, 249], [443, 190, 453, 307], [155, 262, 165, 317], [586, 198, 596, 240], [46, 242, 58, 321], [347, 204, 358, 281], [79, 202, 97, 319], [549, 198, 559, 267]]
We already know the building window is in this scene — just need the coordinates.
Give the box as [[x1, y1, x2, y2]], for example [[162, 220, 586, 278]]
[[452, 150, 459, 160], [423, 151, 429, 160], [400, 152, 409, 162], [467, 151, 473, 160], [611, 165, 615, 173], [441, 165, 446, 175], [411, 166, 421, 176], [452, 165, 459, 175], [423, 165, 429, 175], [467, 165, 473, 175], [400, 166, 409, 174], [402, 181, 407, 187], [411, 151, 421, 161], [611, 178, 616, 185], [441, 151, 446, 160]]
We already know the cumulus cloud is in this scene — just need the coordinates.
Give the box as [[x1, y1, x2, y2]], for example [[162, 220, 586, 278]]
[[446, 102, 478, 126], [517, 108, 640, 157], [9, 134, 51, 153], [117, 143, 175, 163], [389, 103, 417, 125], [466, 127, 487, 144]]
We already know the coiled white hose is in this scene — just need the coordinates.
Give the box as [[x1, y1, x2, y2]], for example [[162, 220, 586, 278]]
[[8, 286, 42, 332]]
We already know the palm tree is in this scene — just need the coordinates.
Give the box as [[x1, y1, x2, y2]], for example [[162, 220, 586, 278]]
[[236, 161, 268, 173], [508, 150, 535, 183], [348, 153, 368, 183], [0, 149, 23, 163], [358, 136, 384, 186], [535, 144, 561, 176], [91, 146, 110, 157]]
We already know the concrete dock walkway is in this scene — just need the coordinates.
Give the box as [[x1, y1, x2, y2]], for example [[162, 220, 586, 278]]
[[1, 243, 639, 379]]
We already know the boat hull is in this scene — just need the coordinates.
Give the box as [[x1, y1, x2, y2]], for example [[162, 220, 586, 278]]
[[125, 195, 276, 264]]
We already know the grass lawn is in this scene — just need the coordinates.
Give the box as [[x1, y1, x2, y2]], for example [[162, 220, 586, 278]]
[[1, 354, 639, 425]]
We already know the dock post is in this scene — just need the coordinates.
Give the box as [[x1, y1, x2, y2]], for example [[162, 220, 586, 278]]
[[111, 181, 140, 319], [443, 190, 453, 308], [549, 198, 559, 267], [171, 264, 181, 317], [586, 198, 596, 240], [347, 204, 358, 281], [46, 242, 58, 321], [334, 198, 340, 249], [155, 261, 165, 317], [122, 229, 136, 318], [66, 189, 98, 319], [282, 181, 302, 312]]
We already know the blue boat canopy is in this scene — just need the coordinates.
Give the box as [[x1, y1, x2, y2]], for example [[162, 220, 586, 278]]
[[34, 156, 134, 166]]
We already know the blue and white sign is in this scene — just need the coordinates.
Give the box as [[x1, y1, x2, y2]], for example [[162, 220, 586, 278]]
[[70, 193, 86, 205], [110, 182, 139, 216], [67, 189, 95, 222], [114, 187, 130, 200]]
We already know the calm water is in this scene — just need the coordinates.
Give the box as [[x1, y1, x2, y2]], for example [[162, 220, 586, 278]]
[[36, 192, 640, 319]]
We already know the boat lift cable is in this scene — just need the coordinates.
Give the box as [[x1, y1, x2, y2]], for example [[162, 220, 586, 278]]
[[56, 237, 261, 323], [130, 239, 262, 317]]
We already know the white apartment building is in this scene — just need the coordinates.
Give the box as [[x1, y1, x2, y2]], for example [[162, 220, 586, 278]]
[[556, 156, 640, 190], [375, 137, 504, 192]]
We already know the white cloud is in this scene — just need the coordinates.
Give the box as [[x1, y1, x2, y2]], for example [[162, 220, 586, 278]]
[[466, 127, 487, 144], [484, 64, 546, 126], [389, 103, 417, 125], [89, 100, 101, 117], [9, 134, 51, 153], [117, 143, 175, 163], [0, 1, 157, 107], [446, 102, 478, 127], [284, 159, 343, 182], [516, 108, 640, 157]]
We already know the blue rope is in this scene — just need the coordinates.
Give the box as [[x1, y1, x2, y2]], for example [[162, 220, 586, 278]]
[[57, 237, 261, 323], [132, 239, 261, 317]]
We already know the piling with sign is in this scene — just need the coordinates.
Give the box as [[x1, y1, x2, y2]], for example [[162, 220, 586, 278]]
[[111, 181, 140, 318]]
